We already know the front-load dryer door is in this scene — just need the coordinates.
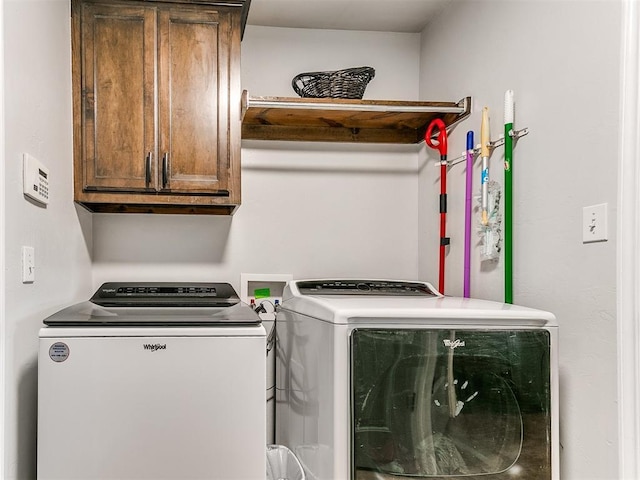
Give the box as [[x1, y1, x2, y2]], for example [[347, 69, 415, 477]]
[[350, 328, 552, 479]]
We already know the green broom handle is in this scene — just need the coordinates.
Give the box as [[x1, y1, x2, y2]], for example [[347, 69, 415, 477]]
[[504, 90, 514, 304]]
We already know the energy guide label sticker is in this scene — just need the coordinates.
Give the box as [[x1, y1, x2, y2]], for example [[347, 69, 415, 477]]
[[49, 342, 69, 362]]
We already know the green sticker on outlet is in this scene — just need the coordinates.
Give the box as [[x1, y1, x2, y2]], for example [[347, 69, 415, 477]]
[[254, 288, 271, 299]]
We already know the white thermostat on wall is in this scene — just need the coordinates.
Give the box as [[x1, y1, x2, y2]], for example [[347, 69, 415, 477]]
[[23, 153, 49, 205]]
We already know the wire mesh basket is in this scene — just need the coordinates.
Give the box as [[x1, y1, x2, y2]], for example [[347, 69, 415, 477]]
[[291, 66, 375, 99]]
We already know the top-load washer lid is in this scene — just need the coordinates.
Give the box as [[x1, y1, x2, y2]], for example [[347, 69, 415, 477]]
[[43, 282, 261, 327]]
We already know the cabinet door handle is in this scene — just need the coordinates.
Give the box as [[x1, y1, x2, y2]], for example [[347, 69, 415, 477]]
[[145, 152, 152, 187], [162, 152, 169, 189]]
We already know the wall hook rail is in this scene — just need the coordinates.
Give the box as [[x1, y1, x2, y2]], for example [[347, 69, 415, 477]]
[[436, 127, 529, 167]]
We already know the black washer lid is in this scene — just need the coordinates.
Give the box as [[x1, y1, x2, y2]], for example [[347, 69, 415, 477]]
[[42, 302, 261, 327], [44, 282, 260, 327]]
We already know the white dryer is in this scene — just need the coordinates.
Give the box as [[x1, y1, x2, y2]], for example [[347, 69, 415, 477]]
[[38, 282, 266, 480], [275, 279, 559, 480]]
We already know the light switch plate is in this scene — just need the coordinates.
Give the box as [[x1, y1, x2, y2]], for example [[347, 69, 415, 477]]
[[583, 203, 608, 243], [22, 246, 35, 283]]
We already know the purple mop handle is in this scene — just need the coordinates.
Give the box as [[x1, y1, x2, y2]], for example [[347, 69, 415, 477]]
[[464, 131, 474, 298]]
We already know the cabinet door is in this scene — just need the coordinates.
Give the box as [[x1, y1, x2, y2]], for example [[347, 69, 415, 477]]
[[81, 2, 156, 192], [158, 7, 231, 194]]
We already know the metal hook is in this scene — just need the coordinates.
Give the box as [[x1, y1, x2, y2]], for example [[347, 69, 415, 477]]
[[435, 127, 529, 167]]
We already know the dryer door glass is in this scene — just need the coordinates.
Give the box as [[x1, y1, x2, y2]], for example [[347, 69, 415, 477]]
[[351, 329, 551, 479]]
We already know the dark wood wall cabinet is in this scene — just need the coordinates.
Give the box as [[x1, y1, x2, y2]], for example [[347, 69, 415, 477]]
[[72, 0, 249, 215]]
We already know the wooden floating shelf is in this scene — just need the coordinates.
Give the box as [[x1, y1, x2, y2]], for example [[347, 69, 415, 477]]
[[241, 92, 472, 144]]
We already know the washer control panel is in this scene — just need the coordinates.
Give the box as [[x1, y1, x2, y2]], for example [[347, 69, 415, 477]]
[[90, 282, 239, 307]]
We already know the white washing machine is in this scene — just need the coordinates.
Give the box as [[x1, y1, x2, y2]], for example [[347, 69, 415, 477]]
[[38, 282, 266, 480], [275, 279, 559, 480]]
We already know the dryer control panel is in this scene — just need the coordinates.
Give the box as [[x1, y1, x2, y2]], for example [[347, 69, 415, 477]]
[[296, 280, 438, 296]]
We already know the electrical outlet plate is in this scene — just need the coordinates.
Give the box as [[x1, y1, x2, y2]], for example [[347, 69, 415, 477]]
[[583, 203, 608, 243]]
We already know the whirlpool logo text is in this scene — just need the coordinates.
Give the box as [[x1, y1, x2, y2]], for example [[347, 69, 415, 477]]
[[443, 339, 466, 349], [143, 343, 167, 352]]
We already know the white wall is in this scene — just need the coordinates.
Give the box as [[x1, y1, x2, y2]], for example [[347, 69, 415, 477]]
[[3, 1, 93, 478], [92, 26, 424, 290], [418, 1, 621, 479]]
